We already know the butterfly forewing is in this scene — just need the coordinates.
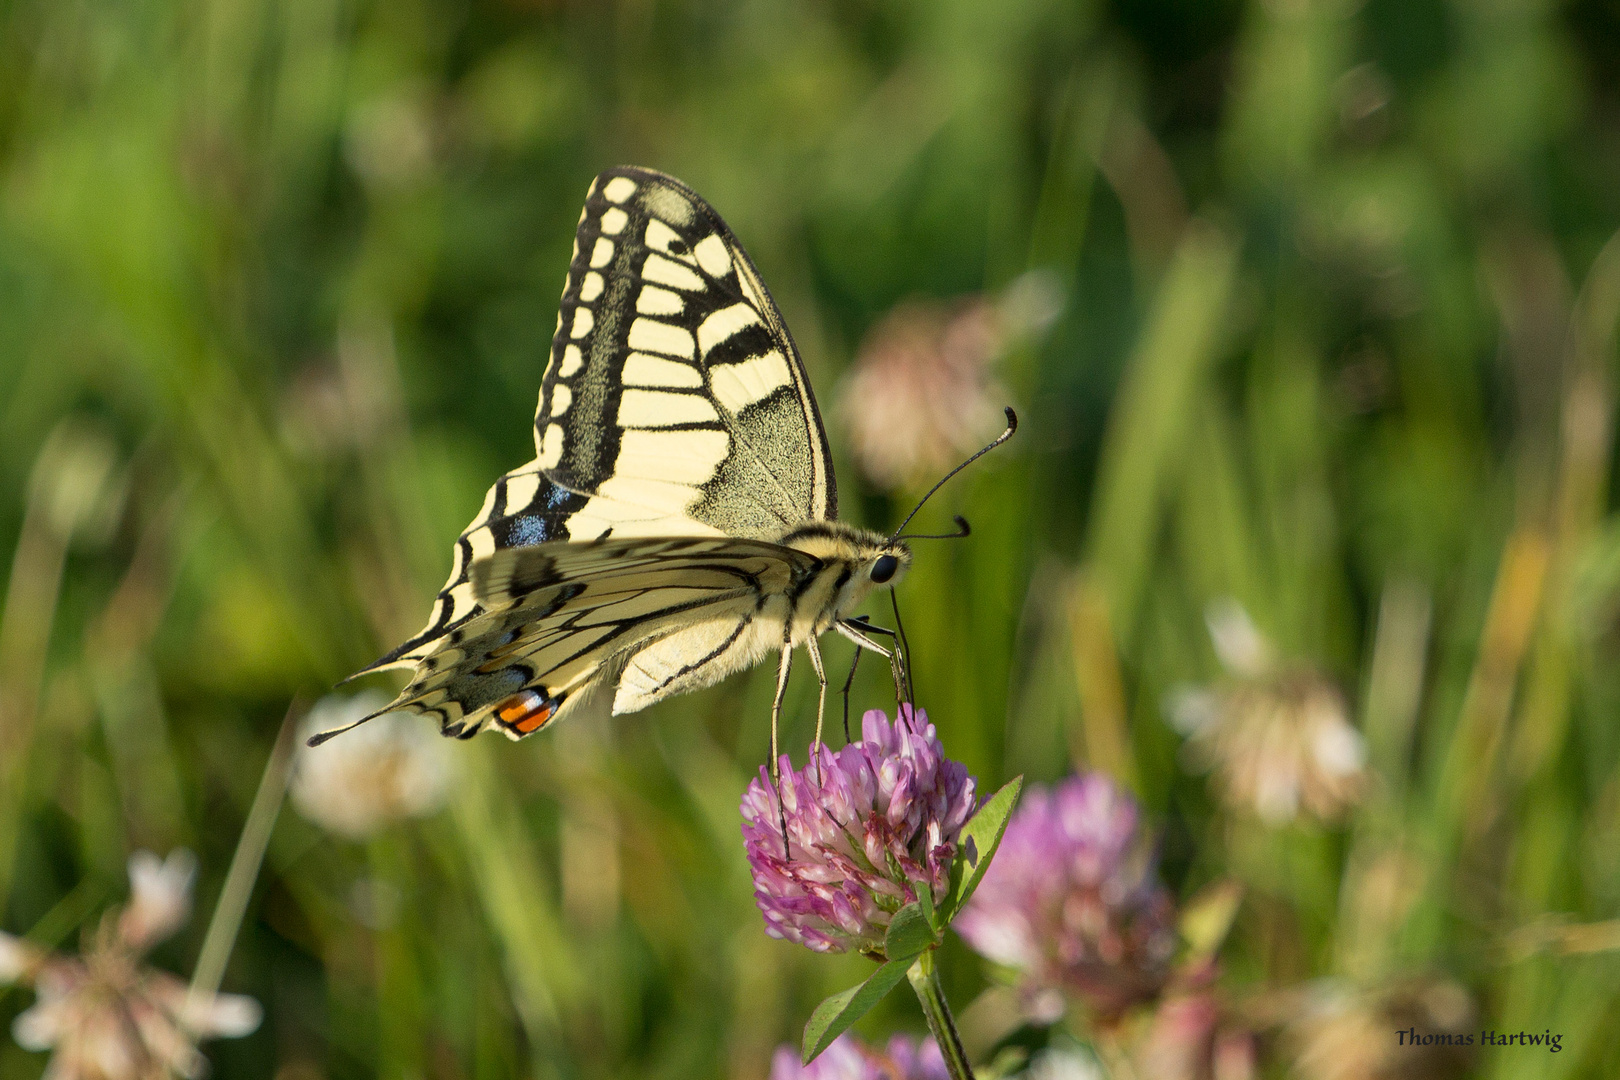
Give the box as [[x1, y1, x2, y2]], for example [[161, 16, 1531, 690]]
[[356, 168, 838, 685], [538, 168, 837, 533]]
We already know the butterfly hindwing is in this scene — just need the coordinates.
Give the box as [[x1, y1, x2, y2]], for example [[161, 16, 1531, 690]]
[[377, 537, 815, 738]]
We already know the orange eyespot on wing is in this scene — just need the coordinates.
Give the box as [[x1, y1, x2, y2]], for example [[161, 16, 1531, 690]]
[[494, 689, 559, 736]]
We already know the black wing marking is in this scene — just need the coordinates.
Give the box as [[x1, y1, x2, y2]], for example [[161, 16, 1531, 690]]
[[369, 537, 816, 738], [356, 467, 589, 672]]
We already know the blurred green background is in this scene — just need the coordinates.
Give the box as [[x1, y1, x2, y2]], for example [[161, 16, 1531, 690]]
[[3, 0, 1620, 1076]]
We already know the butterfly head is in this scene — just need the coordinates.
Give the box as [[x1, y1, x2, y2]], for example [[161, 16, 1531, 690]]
[[834, 533, 913, 619], [858, 537, 913, 587], [844, 538, 912, 614], [828, 538, 917, 653], [777, 521, 911, 611], [868, 551, 902, 585]]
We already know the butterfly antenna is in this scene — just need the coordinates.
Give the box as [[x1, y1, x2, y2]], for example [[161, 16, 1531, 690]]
[[888, 407, 1017, 543], [894, 515, 971, 542]]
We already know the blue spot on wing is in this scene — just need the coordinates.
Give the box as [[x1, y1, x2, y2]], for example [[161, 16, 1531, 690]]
[[502, 514, 552, 546], [352, 472, 588, 677], [490, 474, 587, 549]]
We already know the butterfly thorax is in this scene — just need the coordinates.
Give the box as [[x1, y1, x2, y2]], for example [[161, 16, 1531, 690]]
[[774, 520, 911, 643]]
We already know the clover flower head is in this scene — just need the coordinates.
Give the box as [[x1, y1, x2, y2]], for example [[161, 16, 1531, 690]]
[[1170, 601, 1367, 825], [769, 1033, 947, 1080], [954, 773, 1177, 1022], [740, 706, 978, 955], [836, 272, 1058, 492], [117, 850, 196, 953], [293, 691, 451, 840], [0, 850, 261, 1080]]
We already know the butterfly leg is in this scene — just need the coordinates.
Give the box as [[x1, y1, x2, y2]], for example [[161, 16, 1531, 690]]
[[770, 641, 793, 858], [836, 618, 907, 707], [806, 636, 828, 783], [839, 645, 862, 743]]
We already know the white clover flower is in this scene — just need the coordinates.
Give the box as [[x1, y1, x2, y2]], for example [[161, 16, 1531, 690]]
[[117, 850, 196, 952], [1023, 1046, 1106, 1080], [1170, 602, 1368, 825], [0, 851, 261, 1080], [293, 691, 452, 841]]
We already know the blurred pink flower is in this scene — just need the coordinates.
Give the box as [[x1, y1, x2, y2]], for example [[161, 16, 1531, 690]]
[[838, 274, 1056, 491], [769, 1033, 947, 1080], [953, 773, 1177, 1022], [740, 706, 978, 955], [0, 851, 261, 1080]]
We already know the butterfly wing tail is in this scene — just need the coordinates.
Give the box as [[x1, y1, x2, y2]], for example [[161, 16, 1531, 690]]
[[330, 646, 631, 746], [304, 696, 405, 747]]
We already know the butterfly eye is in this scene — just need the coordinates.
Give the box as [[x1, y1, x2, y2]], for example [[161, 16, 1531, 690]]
[[869, 554, 899, 584]]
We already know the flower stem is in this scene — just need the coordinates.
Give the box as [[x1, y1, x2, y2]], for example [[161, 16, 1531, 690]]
[[186, 700, 299, 1014], [906, 949, 975, 1080]]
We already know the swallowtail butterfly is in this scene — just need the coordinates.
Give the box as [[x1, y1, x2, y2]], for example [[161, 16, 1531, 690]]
[[318, 167, 1011, 759]]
